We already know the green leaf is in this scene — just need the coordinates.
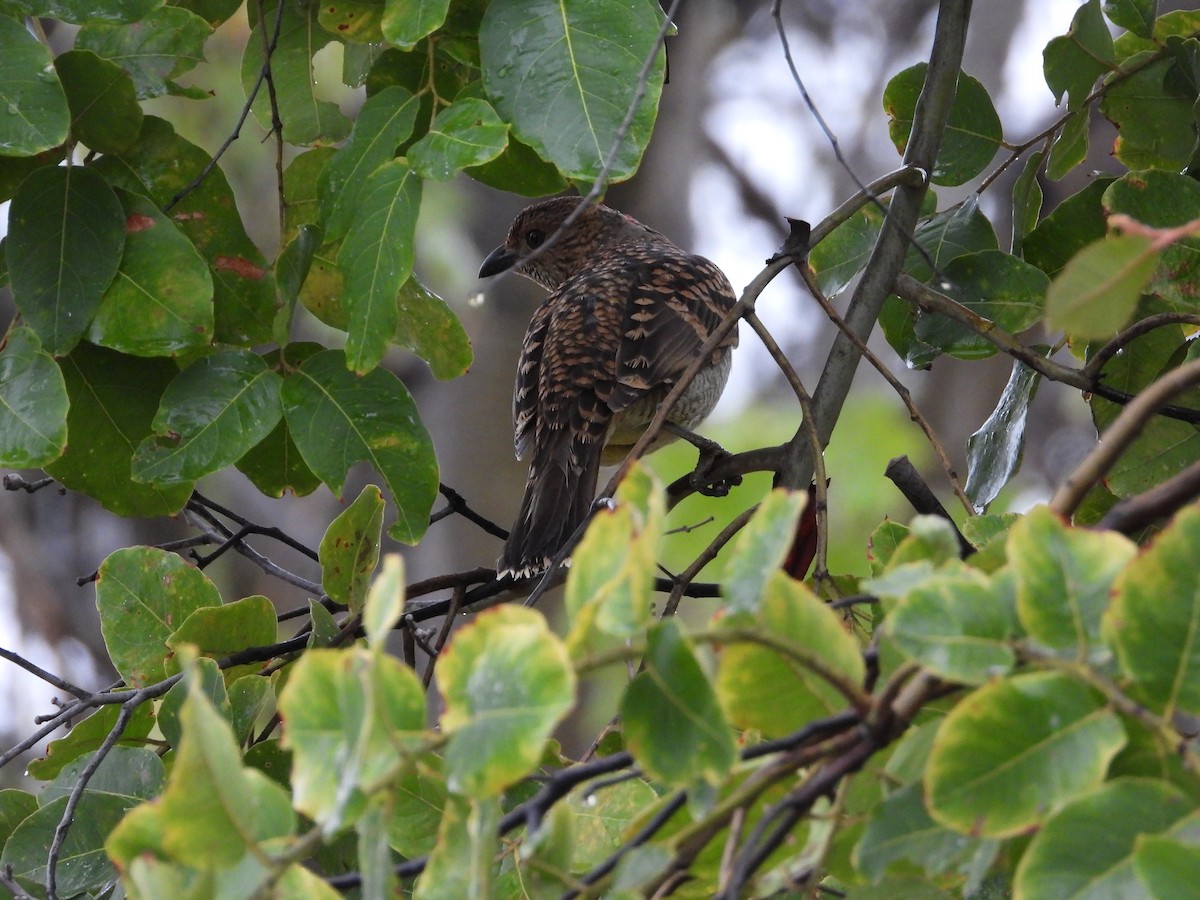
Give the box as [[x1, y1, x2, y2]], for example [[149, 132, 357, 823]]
[[915, 250, 1049, 359], [926, 671, 1126, 837], [1044, 0, 1116, 109], [321, 484, 385, 614], [388, 753, 446, 858], [722, 488, 808, 618], [0, 326, 68, 467], [1010, 505, 1136, 657], [280, 349, 438, 544], [0, 15, 69, 156], [229, 672, 275, 743], [408, 97, 508, 180], [571, 777, 658, 870], [1015, 779, 1194, 899], [27, 702, 156, 780], [338, 160, 422, 373], [0, 793, 130, 896], [1134, 836, 1200, 899], [623, 618, 735, 786], [158, 654, 231, 748], [810, 203, 886, 299], [1104, 505, 1200, 717], [235, 349, 323, 498], [76, 7, 212, 100], [1104, 170, 1200, 312], [96, 546, 221, 686], [854, 781, 989, 882], [87, 189, 215, 357], [47, 344, 193, 516], [6, 165, 125, 355], [465, 132, 569, 197], [132, 350, 282, 485], [479, 0, 666, 182], [280, 646, 425, 831], [21, 0, 162, 24], [1104, 0, 1156, 38], [1023, 177, 1115, 277], [1046, 108, 1090, 181], [566, 463, 662, 658], [166, 595, 279, 675], [394, 275, 473, 380], [1011, 150, 1044, 256], [718, 571, 866, 736], [965, 359, 1041, 512], [243, 0, 351, 146], [413, 795, 499, 900], [55, 49, 143, 154], [884, 64, 1002, 186], [356, 794, 396, 900], [43, 745, 165, 807], [318, 0, 385, 42], [318, 85, 420, 243], [380, 0, 448, 48], [1102, 55, 1198, 170], [885, 567, 1015, 685], [1046, 233, 1159, 339], [94, 117, 275, 345], [441, 607, 576, 798], [155, 677, 296, 867]]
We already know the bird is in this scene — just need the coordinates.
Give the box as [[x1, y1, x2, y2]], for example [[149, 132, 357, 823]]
[[478, 196, 739, 580]]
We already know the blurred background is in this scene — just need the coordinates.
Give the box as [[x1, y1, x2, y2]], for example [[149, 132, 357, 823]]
[[0, 0, 1177, 765]]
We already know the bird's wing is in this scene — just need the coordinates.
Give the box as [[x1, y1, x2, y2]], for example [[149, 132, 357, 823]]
[[608, 250, 738, 415], [514, 298, 554, 460]]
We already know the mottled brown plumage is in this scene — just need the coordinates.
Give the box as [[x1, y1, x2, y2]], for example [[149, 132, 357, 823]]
[[479, 197, 738, 579]]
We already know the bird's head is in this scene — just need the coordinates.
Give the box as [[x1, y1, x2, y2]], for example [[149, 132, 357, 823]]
[[478, 197, 658, 290]]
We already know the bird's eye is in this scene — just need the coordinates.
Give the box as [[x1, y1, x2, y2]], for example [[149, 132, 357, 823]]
[[525, 229, 545, 248]]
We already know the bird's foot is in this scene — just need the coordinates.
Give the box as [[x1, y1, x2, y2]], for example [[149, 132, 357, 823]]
[[664, 423, 742, 497]]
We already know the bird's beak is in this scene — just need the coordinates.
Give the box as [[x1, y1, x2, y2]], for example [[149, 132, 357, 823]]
[[479, 245, 518, 278]]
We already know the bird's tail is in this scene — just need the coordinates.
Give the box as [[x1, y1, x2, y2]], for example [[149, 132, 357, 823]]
[[498, 430, 602, 580]]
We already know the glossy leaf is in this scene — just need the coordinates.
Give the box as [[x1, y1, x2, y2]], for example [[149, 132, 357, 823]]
[[810, 202, 886, 299], [439, 606, 575, 797], [965, 359, 1041, 512], [132, 350, 282, 485], [94, 117, 275, 345], [926, 672, 1126, 837], [280, 349, 438, 543], [155, 678, 296, 867], [413, 795, 499, 900], [1104, 505, 1200, 717], [1134, 836, 1200, 900], [566, 463, 662, 657], [320, 484, 386, 614], [280, 646, 425, 831], [885, 567, 1015, 684], [166, 595, 278, 675], [1015, 779, 1194, 899], [88, 189, 214, 357], [1102, 56, 1198, 170], [48, 344, 193, 516], [7, 165, 125, 355], [21, 0, 162, 24], [915, 250, 1049, 359], [722, 488, 808, 618], [718, 571, 866, 736], [0, 15, 70, 156], [1023, 177, 1114, 277], [96, 546, 221, 686], [27, 702, 156, 780], [1104, 0, 1156, 37], [394, 274, 473, 380], [380, 0, 448, 48], [76, 6, 212, 99], [479, 0, 666, 182], [0, 326, 68, 467], [1046, 107, 1090, 181], [338, 160, 422, 373], [243, 0, 351, 146], [318, 86, 420, 242], [1010, 505, 1136, 656], [1045, 233, 1158, 339], [158, 655, 230, 748], [318, 0, 385, 42], [1, 793, 130, 896], [1011, 150, 1044, 256], [623, 618, 735, 786], [884, 64, 1002, 186], [408, 97, 508, 180], [55, 50, 143, 154], [1044, 0, 1115, 109]]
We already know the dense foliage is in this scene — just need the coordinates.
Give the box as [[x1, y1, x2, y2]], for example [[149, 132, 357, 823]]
[[1, 0, 1199, 897]]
